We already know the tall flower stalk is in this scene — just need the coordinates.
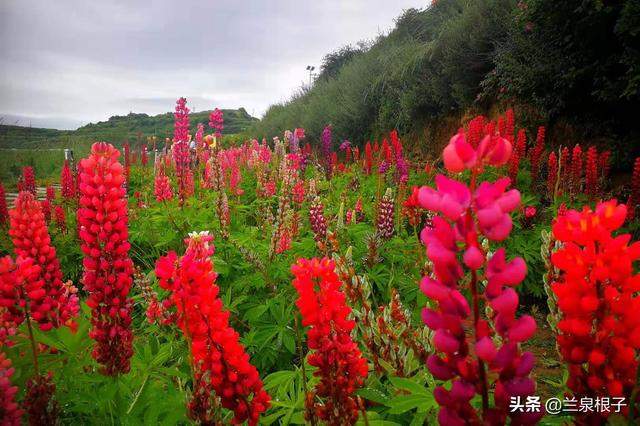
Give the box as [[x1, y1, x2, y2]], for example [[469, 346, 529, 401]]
[[78, 142, 134, 375], [419, 121, 540, 425], [291, 257, 368, 425], [551, 200, 640, 424], [155, 232, 270, 425]]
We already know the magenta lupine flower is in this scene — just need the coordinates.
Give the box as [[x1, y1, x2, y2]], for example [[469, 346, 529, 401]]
[[208, 108, 224, 137], [309, 196, 327, 241], [418, 118, 540, 425], [174, 97, 190, 143]]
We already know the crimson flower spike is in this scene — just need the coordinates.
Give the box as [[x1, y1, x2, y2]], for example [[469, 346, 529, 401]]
[[78, 142, 134, 375], [155, 231, 270, 425], [291, 257, 368, 425]]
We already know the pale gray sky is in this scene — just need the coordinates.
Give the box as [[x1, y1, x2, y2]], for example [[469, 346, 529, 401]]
[[0, 0, 425, 129]]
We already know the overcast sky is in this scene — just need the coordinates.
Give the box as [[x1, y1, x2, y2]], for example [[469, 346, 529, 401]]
[[0, 0, 425, 130]]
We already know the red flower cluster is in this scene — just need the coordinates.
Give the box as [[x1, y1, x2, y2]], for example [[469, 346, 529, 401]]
[[60, 160, 76, 200], [585, 146, 598, 199], [45, 185, 56, 203], [570, 144, 583, 194], [291, 258, 368, 425], [22, 166, 36, 195], [551, 200, 640, 423], [78, 142, 134, 375], [0, 255, 41, 331], [402, 186, 422, 227], [364, 141, 373, 174], [0, 351, 22, 425], [155, 232, 269, 425], [8, 192, 78, 330], [54, 205, 66, 234]]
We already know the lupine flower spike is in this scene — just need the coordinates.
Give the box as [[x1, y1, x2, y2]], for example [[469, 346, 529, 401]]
[[551, 201, 640, 424], [419, 118, 540, 425], [155, 232, 270, 425], [78, 142, 134, 375], [291, 258, 368, 425]]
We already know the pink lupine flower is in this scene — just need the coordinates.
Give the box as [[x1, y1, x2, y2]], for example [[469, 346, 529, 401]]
[[418, 117, 539, 425], [418, 175, 471, 221], [474, 178, 520, 241]]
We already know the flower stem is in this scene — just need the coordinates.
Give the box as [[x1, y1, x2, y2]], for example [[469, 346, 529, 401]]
[[25, 315, 40, 376], [470, 269, 489, 414]]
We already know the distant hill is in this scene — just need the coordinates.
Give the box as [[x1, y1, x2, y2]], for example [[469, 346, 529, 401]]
[[0, 107, 258, 149]]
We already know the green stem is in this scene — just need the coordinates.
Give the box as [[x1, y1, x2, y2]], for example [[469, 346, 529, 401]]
[[25, 314, 40, 376]]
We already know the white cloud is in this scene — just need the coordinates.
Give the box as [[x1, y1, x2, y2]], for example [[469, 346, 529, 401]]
[[0, 0, 424, 129]]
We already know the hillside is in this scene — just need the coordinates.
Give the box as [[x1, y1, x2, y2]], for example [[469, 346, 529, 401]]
[[0, 107, 258, 149], [247, 0, 640, 170]]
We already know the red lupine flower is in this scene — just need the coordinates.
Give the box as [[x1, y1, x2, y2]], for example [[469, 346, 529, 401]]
[[508, 145, 520, 184], [585, 146, 599, 199], [8, 192, 78, 331], [60, 160, 75, 200], [154, 164, 173, 202], [547, 151, 558, 197], [78, 142, 134, 375], [53, 205, 66, 233], [309, 196, 327, 242], [291, 257, 368, 425], [155, 232, 270, 425], [515, 129, 526, 159], [570, 144, 583, 194], [504, 109, 515, 143], [402, 186, 422, 227], [23, 372, 59, 425], [41, 199, 52, 223], [292, 180, 305, 205], [0, 255, 40, 330], [22, 166, 36, 195], [0, 351, 22, 425], [0, 183, 8, 226], [275, 229, 292, 254], [626, 157, 640, 220], [418, 122, 539, 425], [467, 115, 486, 148], [551, 200, 640, 423], [376, 188, 395, 239], [45, 186, 56, 203]]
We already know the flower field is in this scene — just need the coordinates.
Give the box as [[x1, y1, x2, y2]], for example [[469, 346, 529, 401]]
[[1, 97, 640, 425]]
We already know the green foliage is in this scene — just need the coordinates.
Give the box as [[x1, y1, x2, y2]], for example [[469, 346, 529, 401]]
[[248, 0, 517, 145]]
